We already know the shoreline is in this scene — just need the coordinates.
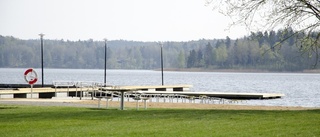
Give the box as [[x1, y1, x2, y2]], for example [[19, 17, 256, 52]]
[[0, 98, 318, 110], [155, 68, 320, 73]]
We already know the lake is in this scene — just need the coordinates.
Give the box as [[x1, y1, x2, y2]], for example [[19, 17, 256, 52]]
[[1, 68, 319, 108]]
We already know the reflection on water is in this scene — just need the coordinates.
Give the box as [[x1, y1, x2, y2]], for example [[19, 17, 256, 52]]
[[1, 68, 319, 107]]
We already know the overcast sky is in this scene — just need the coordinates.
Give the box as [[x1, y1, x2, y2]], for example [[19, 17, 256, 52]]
[[0, 0, 248, 42]]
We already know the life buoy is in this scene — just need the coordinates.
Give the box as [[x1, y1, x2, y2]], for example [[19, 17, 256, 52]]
[[24, 68, 38, 85]]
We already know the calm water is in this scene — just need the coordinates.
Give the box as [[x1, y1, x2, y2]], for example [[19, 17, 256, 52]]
[[1, 68, 320, 107]]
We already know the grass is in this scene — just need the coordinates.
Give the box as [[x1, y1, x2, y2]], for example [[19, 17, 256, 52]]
[[0, 105, 319, 137]]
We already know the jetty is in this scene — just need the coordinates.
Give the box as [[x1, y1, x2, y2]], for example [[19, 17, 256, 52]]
[[0, 83, 284, 100], [0, 82, 284, 110]]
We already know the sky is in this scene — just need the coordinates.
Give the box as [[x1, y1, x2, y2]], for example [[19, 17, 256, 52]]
[[0, 0, 248, 42]]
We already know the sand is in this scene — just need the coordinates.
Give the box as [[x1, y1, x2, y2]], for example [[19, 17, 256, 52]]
[[0, 98, 317, 110]]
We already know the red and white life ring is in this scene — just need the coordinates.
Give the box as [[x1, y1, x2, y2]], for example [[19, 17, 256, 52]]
[[24, 68, 38, 85]]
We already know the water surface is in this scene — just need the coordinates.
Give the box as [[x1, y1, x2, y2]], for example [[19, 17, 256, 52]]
[[1, 68, 319, 107]]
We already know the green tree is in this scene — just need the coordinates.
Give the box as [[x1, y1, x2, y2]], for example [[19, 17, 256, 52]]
[[225, 36, 231, 48], [196, 49, 204, 67], [247, 40, 260, 67], [204, 42, 214, 66], [215, 43, 228, 67], [234, 40, 249, 66], [187, 49, 197, 68], [177, 51, 186, 68]]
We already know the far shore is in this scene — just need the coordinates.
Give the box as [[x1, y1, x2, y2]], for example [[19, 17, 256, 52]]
[[154, 68, 320, 73]]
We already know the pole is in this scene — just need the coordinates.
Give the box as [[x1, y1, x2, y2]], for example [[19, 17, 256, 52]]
[[39, 33, 44, 87], [31, 84, 33, 98], [120, 91, 125, 110], [104, 39, 107, 87], [160, 42, 164, 85]]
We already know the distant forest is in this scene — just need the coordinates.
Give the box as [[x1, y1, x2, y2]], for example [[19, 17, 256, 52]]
[[1, 29, 319, 71]]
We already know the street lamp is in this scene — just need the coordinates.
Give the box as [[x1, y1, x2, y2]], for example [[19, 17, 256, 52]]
[[39, 33, 44, 87], [104, 38, 108, 86], [159, 42, 164, 85]]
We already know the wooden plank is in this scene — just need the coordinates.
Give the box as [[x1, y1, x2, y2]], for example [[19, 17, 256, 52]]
[[110, 85, 192, 90], [134, 91, 284, 99]]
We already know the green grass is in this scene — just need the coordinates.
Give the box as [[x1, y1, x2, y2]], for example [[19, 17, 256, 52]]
[[0, 105, 319, 137]]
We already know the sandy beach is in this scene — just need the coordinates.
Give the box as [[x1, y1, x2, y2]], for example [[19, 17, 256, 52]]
[[0, 98, 317, 110]]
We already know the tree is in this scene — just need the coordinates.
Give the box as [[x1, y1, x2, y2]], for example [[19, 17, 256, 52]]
[[225, 36, 231, 48], [177, 51, 186, 68], [234, 40, 249, 66], [204, 42, 214, 66], [196, 49, 204, 67], [187, 49, 197, 68], [247, 40, 260, 66], [215, 43, 228, 67], [206, 0, 320, 65]]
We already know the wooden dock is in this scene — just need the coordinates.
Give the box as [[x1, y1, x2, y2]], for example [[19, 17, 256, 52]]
[[0, 84, 284, 100], [0, 84, 285, 110], [102, 85, 284, 99]]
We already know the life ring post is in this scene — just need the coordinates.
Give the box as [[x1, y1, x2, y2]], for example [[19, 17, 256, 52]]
[[24, 68, 38, 98]]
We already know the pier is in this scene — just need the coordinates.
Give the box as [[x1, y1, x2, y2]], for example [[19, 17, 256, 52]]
[[0, 82, 284, 110], [0, 84, 283, 100]]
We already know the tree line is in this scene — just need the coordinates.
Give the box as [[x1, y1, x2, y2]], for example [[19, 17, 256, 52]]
[[0, 36, 210, 69], [186, 29, 319, 71], [0, 29, 319, 71]]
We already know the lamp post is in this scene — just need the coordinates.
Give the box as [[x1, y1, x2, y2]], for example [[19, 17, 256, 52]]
[[39, 33, 44, 87], [160, 42, 164, 85], [104, 38, 108, 86]]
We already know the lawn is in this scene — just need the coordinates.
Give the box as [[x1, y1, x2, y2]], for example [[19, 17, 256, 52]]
[[0, 105, 319, 137]]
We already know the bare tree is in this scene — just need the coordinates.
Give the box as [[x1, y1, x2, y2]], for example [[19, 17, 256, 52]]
[[206, 0, 320, 66]]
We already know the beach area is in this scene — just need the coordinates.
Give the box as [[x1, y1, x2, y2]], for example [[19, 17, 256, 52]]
[[0, 98, 316, 110]]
